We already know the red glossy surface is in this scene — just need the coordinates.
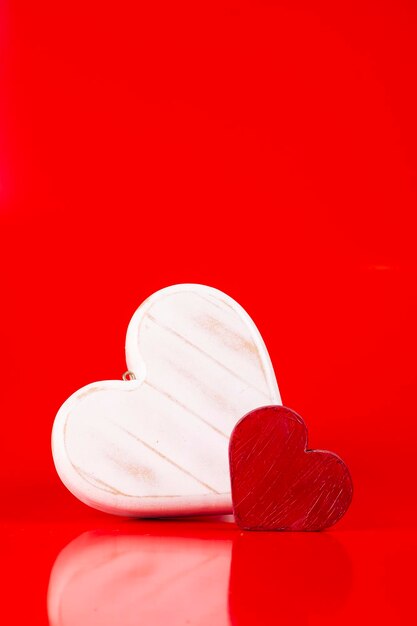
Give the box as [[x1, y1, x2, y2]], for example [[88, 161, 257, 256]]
[[230, 406, 353, 530], [1, 1, 417, 624]]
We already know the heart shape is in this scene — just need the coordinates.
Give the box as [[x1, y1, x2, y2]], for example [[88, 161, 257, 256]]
[[52, 284, 280, 516], [229, 406, 353, 530]]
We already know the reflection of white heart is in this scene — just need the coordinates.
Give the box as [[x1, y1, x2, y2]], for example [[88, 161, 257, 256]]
[[52, 284, 280, 516], [48, 528, 233, 626]]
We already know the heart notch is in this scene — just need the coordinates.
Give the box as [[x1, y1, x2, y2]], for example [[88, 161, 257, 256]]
[[229, 405, 353, 531]]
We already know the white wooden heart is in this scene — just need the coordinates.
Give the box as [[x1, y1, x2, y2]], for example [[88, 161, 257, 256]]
[[52, 284, 280, 516]]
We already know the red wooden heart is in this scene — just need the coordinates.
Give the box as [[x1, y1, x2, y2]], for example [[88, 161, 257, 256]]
[[229, 405, 353, 531]]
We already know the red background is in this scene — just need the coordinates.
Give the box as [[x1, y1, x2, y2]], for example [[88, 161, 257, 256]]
[[1, 1, 417, 624]]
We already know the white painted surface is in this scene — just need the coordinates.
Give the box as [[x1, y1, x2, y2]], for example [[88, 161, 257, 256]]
[[52, 284, 280, 516]]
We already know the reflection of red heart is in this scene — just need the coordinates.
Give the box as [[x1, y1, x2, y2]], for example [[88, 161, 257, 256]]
[[228, 532, 352, 625], [229, 406, 353, 531]]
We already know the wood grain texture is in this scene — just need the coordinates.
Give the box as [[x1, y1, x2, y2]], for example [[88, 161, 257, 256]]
[[52, 284, 280, 516], [229, 406, 353, 531]]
